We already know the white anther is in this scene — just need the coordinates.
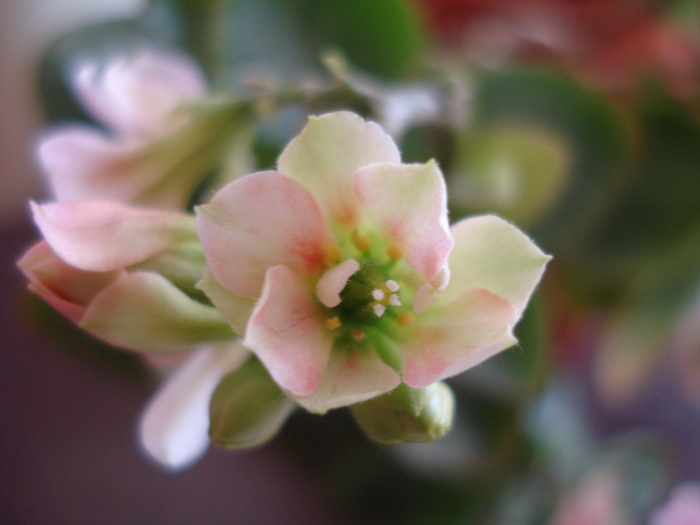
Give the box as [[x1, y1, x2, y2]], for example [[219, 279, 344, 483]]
[[372, 289, 385, 301], [386, 280, 399, 292], [372, 304, 386, 318], [388, 294, 401, 306]]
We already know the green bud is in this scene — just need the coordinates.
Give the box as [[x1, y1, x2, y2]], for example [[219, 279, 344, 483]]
[[209, 357, 296, 449], [350, 382, 455, 444]]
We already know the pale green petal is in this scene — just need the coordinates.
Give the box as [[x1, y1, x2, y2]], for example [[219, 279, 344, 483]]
[[277, 111, 400, 225], [196, 268, 256, 336], [81, 271, 235, 351], [445, 215, 550, 317]]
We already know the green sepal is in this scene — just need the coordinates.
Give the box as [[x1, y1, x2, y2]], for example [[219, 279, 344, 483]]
[[350, 382, 454, 444], [209, 357, 296, 449]]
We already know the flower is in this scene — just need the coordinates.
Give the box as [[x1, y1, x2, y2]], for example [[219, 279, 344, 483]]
[[36, 48, 212, 209], [196, 111, 550, 413], [18, 199, 234, 351]]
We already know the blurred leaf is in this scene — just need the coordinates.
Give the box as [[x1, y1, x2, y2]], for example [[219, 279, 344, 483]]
[[160, 0, 425, 88], [470, 69, 628, 241], [449, 125, 570, 224], [581, 91, 700, 281]]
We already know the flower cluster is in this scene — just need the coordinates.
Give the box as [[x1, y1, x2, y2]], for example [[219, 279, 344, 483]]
[[19, 50, 549, 470]]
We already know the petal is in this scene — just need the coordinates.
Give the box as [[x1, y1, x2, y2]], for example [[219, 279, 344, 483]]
[[17, 241, 124, 323], [402, 289, 518, 388], [196, 171, 334, 298], [37, 127, 150, 203], [316, 258, 360, 308], [277, 111, 400, 225], [31, 200, 196, 272], [445, 215, 550, 317], [355, 161, 453, 282], [73, 49, 206, 140], [293, 342, 401, 414], [81, 271, 234, 352], [243, 265, 333, 397], [138, 341, 248, 471], [197, 268, 256, 335]]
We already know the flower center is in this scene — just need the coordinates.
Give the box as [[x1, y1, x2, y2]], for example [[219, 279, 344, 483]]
[[332, 261, 403, 327]]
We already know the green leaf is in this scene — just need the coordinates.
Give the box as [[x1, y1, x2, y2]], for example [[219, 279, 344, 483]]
[[161, 0, 425, 88], [471, 69, 628, 241]]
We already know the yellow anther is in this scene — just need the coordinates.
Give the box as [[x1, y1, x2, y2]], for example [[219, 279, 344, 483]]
[[326, 317, 342, 330], [387, 244, 403, 260], [352, 328, 366, 340], [323, 243, 342, 266], [397, 311, 414, 326], [351, 230, 372, 252]]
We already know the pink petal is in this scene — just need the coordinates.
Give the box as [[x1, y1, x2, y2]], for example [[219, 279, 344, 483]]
[[196, 171, 334, 298], [243, 265, 333, 397], [37, 126, 152, 203], [277, 111, 400, 226], [139, 341, 248, 471], [73, 49, 207, 140], [293, 342, 401, 414], [17, 240, 124, 323], [31, 200, 196, 272], [446, 215, 551, 317], [315, 258, 360, 308], [402, 289, 518, 388], [355, 161, 453, 282]]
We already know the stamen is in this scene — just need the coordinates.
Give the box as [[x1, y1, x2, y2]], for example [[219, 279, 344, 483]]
[[386, 280, 400, 292], [352, 328, 366, 340], [326, 316, 341, 330], [388, 294, 401, 306], [372, 304, 386, 317], [323, 243, 341, 266], [351, 230, 372, 252], [397, 311, 414, 326], [387, 244, 403, 260], [372, 289, 385, 301]]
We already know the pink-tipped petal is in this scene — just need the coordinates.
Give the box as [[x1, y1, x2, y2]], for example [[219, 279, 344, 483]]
[[316, 258, 360, 308], [196, 171, 334, 298], [139, 341, 248, 471], [81, 271, 234, 352], [73, 49, 207, 140], [37, 127, 149, 204], [293, 343, 401, 414], [402, 289, 518, 388], [17, 241, 124, 323], [277, 111, 400, 226], [243, 265, 333, 397], [355, 161, 453, 282], [446, 215, 551, 317], [31, 200, 196, 272]]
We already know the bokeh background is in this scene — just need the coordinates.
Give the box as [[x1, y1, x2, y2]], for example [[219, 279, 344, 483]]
[[2, 0, 700, 523]]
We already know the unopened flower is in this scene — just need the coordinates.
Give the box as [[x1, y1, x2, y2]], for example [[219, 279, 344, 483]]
[[197, 111, 550, 414], [19, 200, 233, 351], [37, 48, 213, 209]]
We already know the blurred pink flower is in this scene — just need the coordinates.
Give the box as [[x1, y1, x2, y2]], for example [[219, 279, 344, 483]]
[[37, 49, 210, 208], [650, 483, 700, 525]]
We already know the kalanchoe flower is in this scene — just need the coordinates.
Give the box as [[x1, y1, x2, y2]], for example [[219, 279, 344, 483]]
[[196, 111, 550, 414], [18, 200, 234, 351], [37, 48, 214, 209]]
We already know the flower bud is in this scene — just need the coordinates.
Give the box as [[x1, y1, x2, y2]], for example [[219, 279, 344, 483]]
[[209, 357, 296, 449], [350, 382, 455, 444]]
